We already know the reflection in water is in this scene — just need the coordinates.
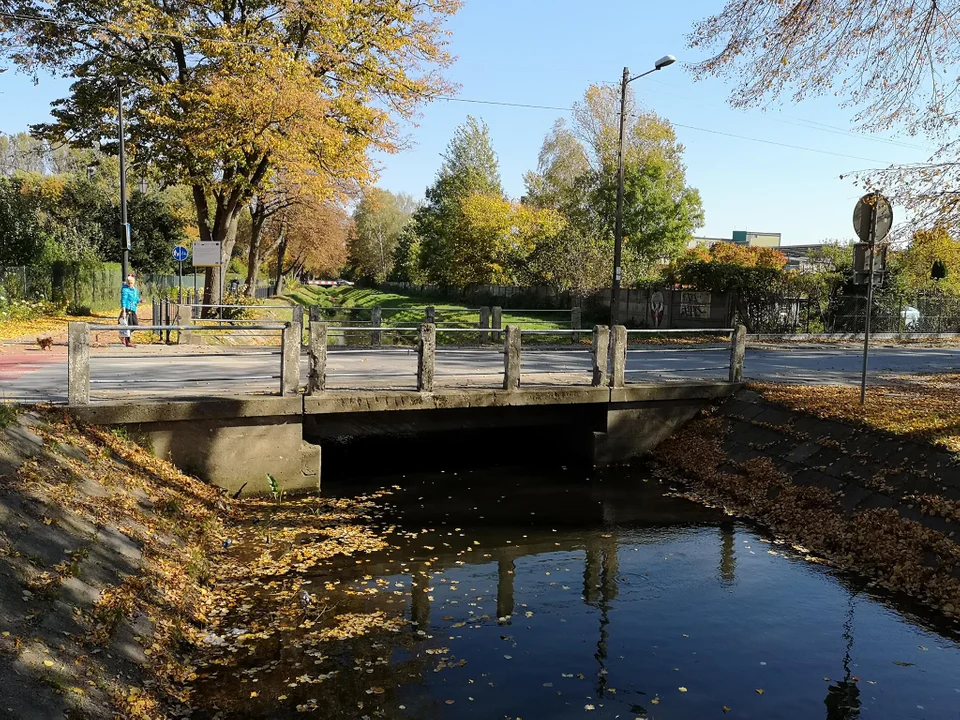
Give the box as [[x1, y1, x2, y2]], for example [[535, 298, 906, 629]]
[[191, 469, 960, 719], [719, 521, 736, 584], [825, 598, 861, 720]]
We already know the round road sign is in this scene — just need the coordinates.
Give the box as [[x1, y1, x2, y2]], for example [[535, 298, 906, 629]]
[[173, 245, 189, 262], [853, 193, 893, 243]]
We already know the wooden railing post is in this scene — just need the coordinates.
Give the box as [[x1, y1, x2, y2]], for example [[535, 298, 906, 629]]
[[571, 307, 582, 344], [371, 306, 382, 347], [609, 325, 626, 388], [729, 324, 746, 383], [307, 322, 327, 394], [503, 325, 521, 391], [492, 306, 502, 343], [591, 325, 609, 387], [417, 323, 436, 392], [280, 308, 303, 396], [67, 322, 90, 406], [479, 306, 491, 345]]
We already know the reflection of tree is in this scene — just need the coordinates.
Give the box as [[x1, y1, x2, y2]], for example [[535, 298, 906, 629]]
[[825, 598, 861, 720], [497, 557, 516, 619], [583, 536, 620, 696], [411, 569, 431, 630], [719, 522, 736, 584]]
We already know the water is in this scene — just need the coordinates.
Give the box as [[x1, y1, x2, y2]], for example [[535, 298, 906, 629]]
[[195, 468, 960, 719]]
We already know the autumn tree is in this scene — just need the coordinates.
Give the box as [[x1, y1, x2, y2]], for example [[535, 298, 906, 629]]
[[348, 188, 416, 283], [413, 116, 503, 285], [689, 1, 960, 230], [263, 198, 350, 294], [1, 0, 460, 308], [525, 85, 704, 288], [899, 227, 960, 294]]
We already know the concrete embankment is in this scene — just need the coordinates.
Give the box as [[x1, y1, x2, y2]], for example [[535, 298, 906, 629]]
[[0, 408, 228, 719], [655, 388, 960, 618]]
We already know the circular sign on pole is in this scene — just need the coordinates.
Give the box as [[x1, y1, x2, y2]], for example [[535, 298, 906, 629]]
[[853, 193, 893, 243], [173, 245, 189, 262]]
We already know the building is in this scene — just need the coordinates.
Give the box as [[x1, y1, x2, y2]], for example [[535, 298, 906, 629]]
[[687, 230, 841, 272]]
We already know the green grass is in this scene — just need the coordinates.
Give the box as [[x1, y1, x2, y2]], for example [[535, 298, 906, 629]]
[[286, 285, 585, 345]]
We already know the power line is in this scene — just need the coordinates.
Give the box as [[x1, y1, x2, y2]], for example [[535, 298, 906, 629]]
[[432, 95, 896, 165]]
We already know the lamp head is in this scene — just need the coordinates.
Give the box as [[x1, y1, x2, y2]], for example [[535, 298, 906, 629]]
[[654, 55, 676, 70]]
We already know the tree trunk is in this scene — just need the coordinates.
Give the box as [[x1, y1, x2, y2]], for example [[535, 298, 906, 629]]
[[274, 229, 288, 296], [245, 207, 266, 297]]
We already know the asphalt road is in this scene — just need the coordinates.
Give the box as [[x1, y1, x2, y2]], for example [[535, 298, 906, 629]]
[[1, 342, 958, 403]]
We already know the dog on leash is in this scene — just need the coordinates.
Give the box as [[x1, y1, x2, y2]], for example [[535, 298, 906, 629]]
[[36, 337, 53, 351]]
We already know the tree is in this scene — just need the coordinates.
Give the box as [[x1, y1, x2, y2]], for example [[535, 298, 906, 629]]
[[264, 198, 350, 294], [446, 193, 565, 285], [899, 227, 960, 294], [525, 85, 704, 288], [665, 242, 789, 332], [414, 116, 503, 284], [348, 189, 416, 283], [2, 0, 460, 309], [688, 1, 960, 231], [0, 176, 48, 266]]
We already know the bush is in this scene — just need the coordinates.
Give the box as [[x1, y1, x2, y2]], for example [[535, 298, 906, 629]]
[[0, 297, 59, 321], [66, 302, 92, 316]]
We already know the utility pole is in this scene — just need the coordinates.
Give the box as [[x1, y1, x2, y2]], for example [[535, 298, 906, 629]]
[[118, 82, 130, 283], [606, 56, 675, 327], [609, 66, 629, 328]]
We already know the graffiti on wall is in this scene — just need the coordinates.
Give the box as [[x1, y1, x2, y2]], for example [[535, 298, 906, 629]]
[[679, 291, 711, 320]]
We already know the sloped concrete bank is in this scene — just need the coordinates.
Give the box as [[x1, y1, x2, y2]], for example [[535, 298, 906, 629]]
[[655, 388, 960, 620], [0, 408, 229, 719]]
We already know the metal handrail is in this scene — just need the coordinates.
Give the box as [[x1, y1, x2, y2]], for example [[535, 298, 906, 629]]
[[625, 328, 734, 334], [89, 323, 289, 331]]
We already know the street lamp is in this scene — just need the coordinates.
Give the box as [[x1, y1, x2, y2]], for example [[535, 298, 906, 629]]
[[117, 82, 130, 282], [609, 54, 676, 327]]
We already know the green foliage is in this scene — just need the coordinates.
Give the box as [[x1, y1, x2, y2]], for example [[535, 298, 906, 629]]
[[899, 227, 960, 294], [524, 85, 704, 290], [348, 189, 415, 283], [0, 176, 49, 266], [414, 117, 505, 285]]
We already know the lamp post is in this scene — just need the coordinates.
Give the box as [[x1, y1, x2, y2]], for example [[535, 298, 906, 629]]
[[609, 55, 676, 327], [117, 82, 130, 283]]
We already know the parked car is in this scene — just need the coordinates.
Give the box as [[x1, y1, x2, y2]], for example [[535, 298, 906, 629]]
[[902, 305, 921, 329]]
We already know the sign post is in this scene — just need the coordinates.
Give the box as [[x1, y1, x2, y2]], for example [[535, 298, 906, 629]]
[[852, 192, 893, 405], [173, 245, 188, 303]]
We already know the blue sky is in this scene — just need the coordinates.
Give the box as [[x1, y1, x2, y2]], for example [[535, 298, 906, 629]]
[[0, 0, 932, 245]]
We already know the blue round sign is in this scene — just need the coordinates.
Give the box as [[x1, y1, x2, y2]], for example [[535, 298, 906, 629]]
[[173, 245, 188, 262]]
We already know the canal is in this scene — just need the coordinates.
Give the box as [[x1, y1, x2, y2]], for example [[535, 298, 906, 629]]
[[193, 466, 960, 719]]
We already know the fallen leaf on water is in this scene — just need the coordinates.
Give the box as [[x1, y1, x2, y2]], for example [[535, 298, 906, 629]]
[[651, 697, 660, 705], [678, 686, 688, 693], [249, 691, 258, 698], [722, 706, 731, 713], [756, 689, 764, 695], [894, 661, 915, 667], [584, 705, 595, 711], [445, 700, 454, 705]]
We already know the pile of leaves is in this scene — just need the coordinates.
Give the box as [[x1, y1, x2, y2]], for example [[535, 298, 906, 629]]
[[754, 376, 960, 452]]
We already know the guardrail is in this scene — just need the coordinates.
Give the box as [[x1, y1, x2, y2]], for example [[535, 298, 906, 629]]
[[67, 312, 302, 405], [67, 317, 746, 404]]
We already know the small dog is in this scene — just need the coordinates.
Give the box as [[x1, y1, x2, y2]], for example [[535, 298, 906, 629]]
[[36, 337, 53, 351]]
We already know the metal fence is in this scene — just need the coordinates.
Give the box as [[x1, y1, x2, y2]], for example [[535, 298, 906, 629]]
[[749, 292, 960, 334], [0, 263, 120, 310]]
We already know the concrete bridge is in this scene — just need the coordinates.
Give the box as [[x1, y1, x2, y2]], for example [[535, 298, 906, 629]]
[[66, 314, 746, 495]]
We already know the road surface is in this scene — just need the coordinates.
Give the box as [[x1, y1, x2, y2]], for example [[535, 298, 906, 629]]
[[1, 342, 957, 403]]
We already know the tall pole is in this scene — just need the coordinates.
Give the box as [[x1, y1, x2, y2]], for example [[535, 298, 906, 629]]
[[609, 66, 629, 327], [118, 83, 130, 283], [859, 193, 878, 405]]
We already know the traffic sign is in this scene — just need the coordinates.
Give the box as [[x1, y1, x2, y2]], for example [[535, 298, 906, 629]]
[[173, 245, 188, 262], [853, 193, 893, 243], [192, 241, 222, 267]]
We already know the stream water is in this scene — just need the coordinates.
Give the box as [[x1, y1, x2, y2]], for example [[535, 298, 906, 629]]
[[196, 467, 960, 719]]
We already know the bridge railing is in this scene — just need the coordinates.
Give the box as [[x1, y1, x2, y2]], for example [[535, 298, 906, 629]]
[[67, 309, 303, 405], [305, 323, 746, 394]]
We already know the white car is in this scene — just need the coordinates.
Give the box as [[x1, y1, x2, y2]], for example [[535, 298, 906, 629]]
[[902, 305, 920, 329]]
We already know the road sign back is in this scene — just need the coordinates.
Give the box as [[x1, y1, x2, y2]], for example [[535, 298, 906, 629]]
[[853, 193, 893, 243]]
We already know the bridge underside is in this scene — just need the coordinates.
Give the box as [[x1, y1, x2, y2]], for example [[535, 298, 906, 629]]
[[70, 383, 736, 496]]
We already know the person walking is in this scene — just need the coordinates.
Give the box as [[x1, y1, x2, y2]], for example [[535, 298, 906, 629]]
[[120, 274, 141, 348]]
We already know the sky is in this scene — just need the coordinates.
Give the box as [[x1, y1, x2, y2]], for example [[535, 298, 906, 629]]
[[0, 0, 934, 246]]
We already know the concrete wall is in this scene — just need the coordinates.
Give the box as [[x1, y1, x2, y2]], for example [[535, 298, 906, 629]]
[[70, 383, 737, 496]]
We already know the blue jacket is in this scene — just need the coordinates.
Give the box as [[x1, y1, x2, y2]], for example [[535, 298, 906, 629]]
[[121, 285, 140, 311]]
